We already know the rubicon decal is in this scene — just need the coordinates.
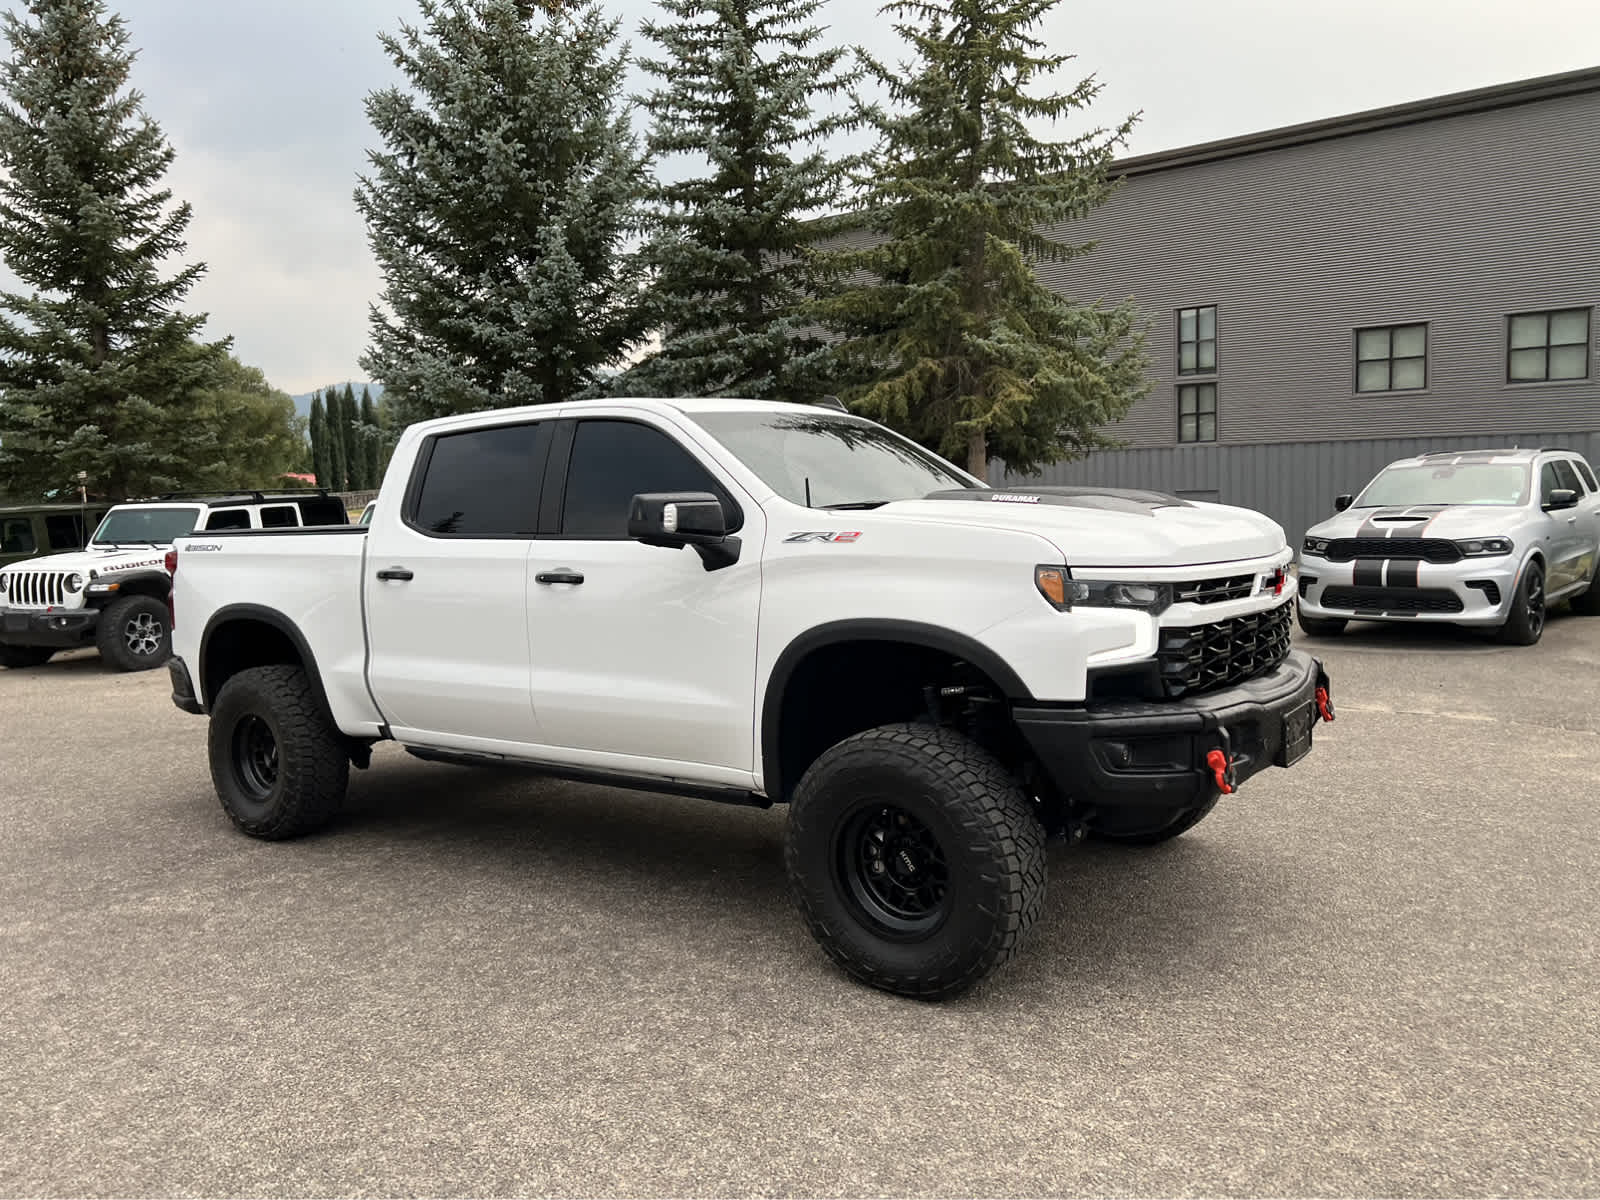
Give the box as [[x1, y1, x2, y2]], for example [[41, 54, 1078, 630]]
[[784, 531, 863, 543]]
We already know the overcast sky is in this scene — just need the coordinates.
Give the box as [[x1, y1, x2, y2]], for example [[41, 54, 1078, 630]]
[[27, 0, 1600, 394]]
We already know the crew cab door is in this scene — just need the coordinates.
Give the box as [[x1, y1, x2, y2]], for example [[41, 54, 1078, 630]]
[[526, 413, 763, 778], [1537, 460, 1588, 591], [364, 418, 553, 745], [1559, 458, 1600, 588]]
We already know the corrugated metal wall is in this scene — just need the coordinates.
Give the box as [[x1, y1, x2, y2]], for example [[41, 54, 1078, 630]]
[[1001, 431, 1600, 545]]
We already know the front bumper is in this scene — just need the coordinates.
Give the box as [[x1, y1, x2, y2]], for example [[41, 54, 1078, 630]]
[[1014, 650, 1331, 821], [1298, 554, 1518, 625], [0, 605, 100, 647]]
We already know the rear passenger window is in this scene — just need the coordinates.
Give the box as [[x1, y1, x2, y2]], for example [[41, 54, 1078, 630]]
[[411, 422, 549, 537], [45, 515, 83, 550], [206, 509, 250, 531], [260, 505, 298, 528], [560, 420, 732, 539], [1, 517, 36, 554]]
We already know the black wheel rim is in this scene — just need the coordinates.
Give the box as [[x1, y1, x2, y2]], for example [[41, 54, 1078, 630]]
[[232, 715, 279, 801], [837, 804, 951, 937], [1527, 570, 1545, 637]]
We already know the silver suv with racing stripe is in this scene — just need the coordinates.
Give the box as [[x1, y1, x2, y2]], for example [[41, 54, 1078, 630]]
[[1296, 447, 1600, 645]]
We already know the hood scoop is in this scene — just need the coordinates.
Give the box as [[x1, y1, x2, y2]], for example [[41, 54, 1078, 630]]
[[923, 486, 1192, 517]]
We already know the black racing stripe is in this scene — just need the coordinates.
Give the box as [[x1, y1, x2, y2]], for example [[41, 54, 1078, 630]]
[[1353, 559, 1384, 587], [1388, 560, 1420, 588]]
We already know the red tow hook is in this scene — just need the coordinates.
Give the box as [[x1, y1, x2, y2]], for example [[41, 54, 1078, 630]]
[[1316, 685, 1335, 723], [1205, 749, 1236, 795]]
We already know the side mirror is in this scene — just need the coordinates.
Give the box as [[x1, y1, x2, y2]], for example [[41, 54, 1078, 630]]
[[1334, 494, 1353, 512], [628, 492, 740, 569], [1544, 488, 1579, 512]]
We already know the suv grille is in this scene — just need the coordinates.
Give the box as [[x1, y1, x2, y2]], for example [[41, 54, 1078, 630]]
[[1157, 602, 1293, 699], [1325, 538, 1460, 563], [1174, 574, 1255, 605], [1320, 586, 1463, 614], [3, 570, 69, 608]]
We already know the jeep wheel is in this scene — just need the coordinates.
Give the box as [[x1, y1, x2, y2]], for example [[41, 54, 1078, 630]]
[[96, 594, 170, 671], [784, 723, 1045, 999], [0, 644, 54, 669], [1296, 608, 1347, 638], [1498, 561, 1546, 646], [1091, 789, 1221, 846], [208, 665, 349, 839]]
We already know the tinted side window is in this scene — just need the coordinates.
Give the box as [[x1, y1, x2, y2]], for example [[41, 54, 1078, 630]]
[[1539, 463, 1562, 506], [1, 517, 36, 554], [298, 496, 349, 526], [1551, 460, 1583, 495], [412, 422, 549, 537], [1575, 460, 1600, 493], [561, 420, 729, 539], [45, 514, 83, 549], [260, 505, 299, 528], [206, 509, 251, 531]]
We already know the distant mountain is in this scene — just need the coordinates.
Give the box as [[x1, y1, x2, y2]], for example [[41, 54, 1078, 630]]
[[289, 381, 384, 419]]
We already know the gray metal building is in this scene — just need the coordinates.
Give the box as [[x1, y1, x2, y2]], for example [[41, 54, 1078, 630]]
[[999, 66, 1600, 542]]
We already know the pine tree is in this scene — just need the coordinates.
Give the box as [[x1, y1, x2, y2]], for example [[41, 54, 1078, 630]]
[[0, 0, 229, 500], [309, 394, 331, 488], [339, 382, 363, 488], [359, 386, 381, 489], [614, 0, 862, 402], [324, 387, 347, 490], [814, 0, 1148, 480], [356, 0, 650, 427]]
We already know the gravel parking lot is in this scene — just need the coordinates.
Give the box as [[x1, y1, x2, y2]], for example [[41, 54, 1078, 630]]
[[2, 617, 1598, 1197]]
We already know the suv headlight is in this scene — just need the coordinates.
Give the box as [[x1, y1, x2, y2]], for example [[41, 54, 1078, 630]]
[[64, 573, 84, 593], [1035, 566, 1172, 614], [0, 572, 8, 594], [1302, 536, 1331, 556], [1456, 537, 1513, 557]]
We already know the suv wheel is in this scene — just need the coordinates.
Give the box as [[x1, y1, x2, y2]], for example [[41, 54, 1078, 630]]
[[784, 722, 1045, 999], [208, 665, 349, 839], [1498, 561, 1546, 646], [1296, 608, 1347, 638], [1570, 569, 1600, 616], [95, 594, 170, 671], [0, 644, 54, 669]]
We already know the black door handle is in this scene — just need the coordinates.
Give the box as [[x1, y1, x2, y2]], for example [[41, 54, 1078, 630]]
[[536, 571, 584, 585], [376, 567, 414, 581]]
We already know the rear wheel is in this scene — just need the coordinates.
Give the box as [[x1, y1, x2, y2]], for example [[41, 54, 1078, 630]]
[[0, 644, 54, 669], [1570, 570, 1600, 616], [1498, 561, 1546, 645], [1296, 608, 1347, 638], [784, 722, 1045, 1000], [95, 594, 170, 671]]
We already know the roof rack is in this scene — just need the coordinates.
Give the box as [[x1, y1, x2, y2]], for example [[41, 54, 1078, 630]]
[[812, 395, 848, 413], [148, 488, 333, 502]]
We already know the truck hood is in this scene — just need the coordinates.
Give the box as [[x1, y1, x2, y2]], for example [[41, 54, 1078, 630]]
[[0, 546, 171, 578], [866, 487, 1286, 568], [1306, 504, 1527, 541]]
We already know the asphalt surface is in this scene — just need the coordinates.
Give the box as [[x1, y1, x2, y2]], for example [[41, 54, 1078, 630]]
[[2, 615, 1598, 1198]]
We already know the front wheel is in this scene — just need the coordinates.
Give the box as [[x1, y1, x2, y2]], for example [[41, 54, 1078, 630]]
[[0, 644, 55, 669], [96, 594, 170, 671], [208, 665, 349, 839], [1497, 561, 1546, 645], [1296, 608, 1347, 638], [784, 723, 1045, 1000]]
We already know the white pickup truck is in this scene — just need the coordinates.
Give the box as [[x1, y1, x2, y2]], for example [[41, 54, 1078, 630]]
[[168, 397, 1334, 998]]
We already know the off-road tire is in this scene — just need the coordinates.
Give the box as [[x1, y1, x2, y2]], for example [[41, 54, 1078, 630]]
[[208, 665, 349, 840], [95, 594, 170, 672], [0, 644, 54, 669], [784, 722, 1045, 1000], [1498, 561, 1546, 646], [1296, 608, 1347, 638], [1091, 788, 1222, 846]]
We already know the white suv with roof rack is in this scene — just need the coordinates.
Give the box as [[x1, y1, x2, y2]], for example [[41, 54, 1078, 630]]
[[1297, 447, 1600, 645], [0, 490, 348, 671]]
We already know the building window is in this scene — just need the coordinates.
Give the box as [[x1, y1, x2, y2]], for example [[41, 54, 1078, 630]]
[[1508, 309, 1591, 382], [1178, 306, 1216, 375], [1179, 383, 1216, 443], [1355, 323, 1427, 392]]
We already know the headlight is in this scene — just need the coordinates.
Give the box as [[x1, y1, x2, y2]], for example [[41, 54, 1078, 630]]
[[0, 573, 8, 594], [1302, 536, 1331, 556], [64, 573, 84, 593], [1456, 537, 1513, 557], [1035, 566, 1172, 614]]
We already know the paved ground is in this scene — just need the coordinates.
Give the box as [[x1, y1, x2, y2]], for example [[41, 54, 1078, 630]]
[[2, 615, 1598, 1198]]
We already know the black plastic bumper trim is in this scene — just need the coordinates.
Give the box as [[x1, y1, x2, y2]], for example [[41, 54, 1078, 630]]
[[0, 607, 100, 648], [168, 655, 204, 715]]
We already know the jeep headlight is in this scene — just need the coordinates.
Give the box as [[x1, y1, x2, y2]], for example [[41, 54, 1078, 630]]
[[1035, 566, 1173, 614], [0, 572, 8, 594], [1456, 537, 1513, 557], [1302, 536, 1331, 556], [64, 573, 84, 593]]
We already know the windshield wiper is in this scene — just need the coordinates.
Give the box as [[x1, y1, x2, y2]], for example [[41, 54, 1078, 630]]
[[819, 500, 893, 511]]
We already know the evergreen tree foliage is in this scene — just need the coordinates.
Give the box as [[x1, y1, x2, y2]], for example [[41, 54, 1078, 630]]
[[813, 0, 1148, 480], [339, 382, 363, 488], [309, 394, 331, 488], [359, 386, 381, 489], [187, 356, 302, 490], [324, 387, 347, 490], [356, 0, 650, 427], [614, 0, 862, 402], [0, 0, 229, 500]]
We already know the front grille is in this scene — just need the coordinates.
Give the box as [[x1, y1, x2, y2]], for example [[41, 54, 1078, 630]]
[[1325, 538, 1461, 563], [1321, 586, 1463, 614], [1156, 601, 1293, 699], [3, 571, 68, 608], [1174, 574, 1255, 605]]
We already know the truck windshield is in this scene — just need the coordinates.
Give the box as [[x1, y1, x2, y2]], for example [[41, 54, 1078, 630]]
[[91, 507, 201, 545], [688, 411, 977, 507], [1355, 463, 1530, 508]]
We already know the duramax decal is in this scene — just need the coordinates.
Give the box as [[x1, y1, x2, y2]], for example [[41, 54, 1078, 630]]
[[784, 531, 863, 543], [991, 494, 1041, 503]]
